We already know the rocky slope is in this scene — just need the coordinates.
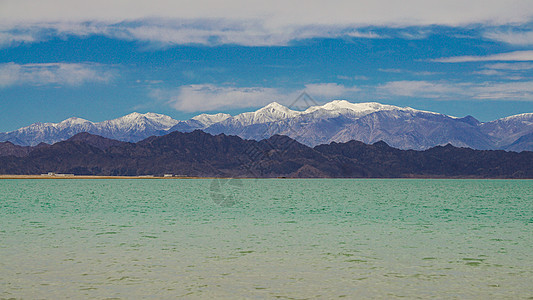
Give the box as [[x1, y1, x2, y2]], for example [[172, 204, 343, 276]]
[[0, 131, 531, 178]]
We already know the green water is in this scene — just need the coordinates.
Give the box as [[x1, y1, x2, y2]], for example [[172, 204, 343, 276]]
[[0, 179, 532, 298]]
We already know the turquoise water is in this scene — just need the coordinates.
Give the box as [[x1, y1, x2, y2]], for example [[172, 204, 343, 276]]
[[0, 179, 532, 298]]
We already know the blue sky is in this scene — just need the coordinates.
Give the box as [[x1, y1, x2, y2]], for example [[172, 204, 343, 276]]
[[1, 0, 533, 132]]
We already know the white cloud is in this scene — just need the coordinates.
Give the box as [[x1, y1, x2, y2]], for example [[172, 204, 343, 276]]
[[379, 80, 533, 101], [158, 83, 360, 112], [472, 69, 506, 76], [379, 81, 460, 98], [1, 0, 533, 46], [162, 84, 284, 112], [484, 30, 533, 45], [122, 22, 303, 46], [346, 31, 382, 39], [485, 62, 533, 70], [378, 68, 440, 76], [473, 62, 533, 79], [399, 29, 432, 40], [0, 32, 36, 47], [337, 75, 369, 81], [472, 81, 533, 100], [2, 0, 531, 26], [0, 21, 360, 47], [0, 62, 114, 87], [379, 68, 404, 73], [304, 83, 359, 98], [432, 51, 533, 63]]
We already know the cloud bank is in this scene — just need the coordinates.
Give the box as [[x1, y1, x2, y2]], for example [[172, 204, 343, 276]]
[[484, 30, 533, 46], [2, 0, 531, 26], [432, 51, 533, 63], [1, 0, 533, 47], [157, 83, 360, 112], [158, 77, 533, 113], [379, 80, 533, 101], [0, 63, 114, 87]]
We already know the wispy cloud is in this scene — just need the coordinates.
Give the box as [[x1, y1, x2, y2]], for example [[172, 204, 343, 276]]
[[159, 79, 533, 113], [399, 29, 432, 40], [379, 81, 461, 98], [337, 75, 369, 81], [155, 83, 360, 112], [378, 68, 441, 76], [0, 62, 114, 87], [472, 69, 506, 76], [471, 81, 533, 100], [158, 84, 284, 112], [484, 29, 533, 45], [472, 62, 533, 79], [304, 83, 359, 98], [345, 31, 383, 39], [1, 0, 532, 47], [378, 68, 404, 73], [0, 21, 386, 48], [432, 51, 533, 63], [485, 62, 533, 70], [0, 31, 37, 48], [3, 0, 531, 26], [379, 80, 533, 101]]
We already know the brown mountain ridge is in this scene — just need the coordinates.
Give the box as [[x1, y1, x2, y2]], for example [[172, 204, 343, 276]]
[[0, 131, 531, 178]]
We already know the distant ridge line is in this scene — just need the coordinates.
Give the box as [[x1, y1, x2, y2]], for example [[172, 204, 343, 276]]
[[1, 100, 532, 151], [0, 131, 531, 178]]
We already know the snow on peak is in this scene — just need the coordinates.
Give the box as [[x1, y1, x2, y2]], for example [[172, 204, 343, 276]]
[[306, 100, 399, 113], [106, 112, 179, 130], [230, 102, 301, 126], [497, 112, 533, 122], [54, 117, 95, 130], [192, 113, 231, 127], [256, 102, 300, 117], [59, 117, 92, 125], [299, 100, 452, 120], [300, 100, 401, 119], [261, 101, 289, 110]]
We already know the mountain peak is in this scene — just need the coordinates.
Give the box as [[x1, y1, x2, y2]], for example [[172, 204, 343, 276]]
[[458, 115, 480, 126], [59, 117, 93, 126], [498, 112, 533, 123], [192, 113, 231, 127], [228, 102, 300, 126], [321, 100, 399, 112], [120, 112, 168, 119], [109, 112, 179, 130], [2, 101, 532, 151], [121, 112, 153, 120], [256, 102, 298, 116], [262, 101, 288, 110], [302, 101, 401, 119]]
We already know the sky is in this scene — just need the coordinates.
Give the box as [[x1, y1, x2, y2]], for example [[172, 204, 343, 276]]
[[1, 0, 533, 132]]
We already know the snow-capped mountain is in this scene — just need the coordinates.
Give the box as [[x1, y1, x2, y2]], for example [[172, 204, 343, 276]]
[[1, 100, 532, 151], [92, 112, 179, 142], [167, 113, 232, 133], [202, 100, 488, 150], [202, 100, 531, 151], [0, 112, 179, 146], [479, 113, 533, 150], [191, 113, 231, 127]]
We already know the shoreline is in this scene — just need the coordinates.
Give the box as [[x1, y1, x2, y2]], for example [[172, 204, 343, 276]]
[[0, 175, 205, 179], [0, 175, 530, 180]]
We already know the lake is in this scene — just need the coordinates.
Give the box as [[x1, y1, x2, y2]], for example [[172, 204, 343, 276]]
[[1, 179, 532, 298]]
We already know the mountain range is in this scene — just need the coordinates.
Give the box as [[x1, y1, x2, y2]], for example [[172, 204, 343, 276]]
[[1, 100, 532, 151], [0, 131, 531, 178]]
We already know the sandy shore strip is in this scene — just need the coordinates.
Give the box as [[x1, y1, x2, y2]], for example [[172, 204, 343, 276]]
[[0, 175, 206, 179]]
